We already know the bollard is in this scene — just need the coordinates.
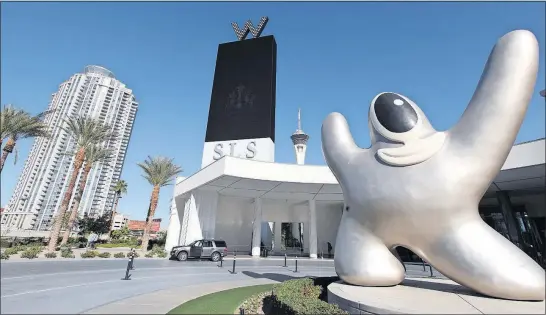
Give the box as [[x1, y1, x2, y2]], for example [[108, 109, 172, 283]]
[[283, 254, 287, 267], [122, 257, 132, 280], [129, 249, 136, 270], [230, 256, 237, 274], [294, 256, 299, 273], [429, 265, 434, 277], [218, 255, 223, 268]]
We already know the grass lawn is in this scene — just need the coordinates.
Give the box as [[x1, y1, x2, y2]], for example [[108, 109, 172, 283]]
[[167, 284, 274, 314]]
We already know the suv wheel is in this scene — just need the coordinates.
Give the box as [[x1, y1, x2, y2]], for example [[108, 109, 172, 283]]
[[211, 252, 221, 262], [177, 251, 188, 261]]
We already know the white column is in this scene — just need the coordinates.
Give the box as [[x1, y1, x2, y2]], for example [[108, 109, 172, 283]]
[[251, 198, 263, 257], [165, 197, 181, 252], [183, 194, 203, 245], [308, 199, 318, 259], [165, 179, 185, 252], [274, 221, 282, 253], [197, 191, 218, 239]]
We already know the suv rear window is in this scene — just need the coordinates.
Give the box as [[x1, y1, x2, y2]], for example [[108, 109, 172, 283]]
[[214, 240, 226, 247]]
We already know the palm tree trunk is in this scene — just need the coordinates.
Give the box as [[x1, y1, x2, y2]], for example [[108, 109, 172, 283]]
[[60, 164, 91, 246], [0, 138, 16, 173], [141, 185, 160, 251], [109, 193, 121, 236], [48, 148, 85, 252]]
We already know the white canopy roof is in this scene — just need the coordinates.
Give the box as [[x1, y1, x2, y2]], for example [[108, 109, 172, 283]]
[[175, 139, 545, 202]]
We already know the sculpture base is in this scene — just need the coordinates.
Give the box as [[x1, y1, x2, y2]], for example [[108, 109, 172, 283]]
[[327, 278, 545, 314]]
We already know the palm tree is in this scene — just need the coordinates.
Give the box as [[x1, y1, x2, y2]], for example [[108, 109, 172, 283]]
[[47, 116, 114, 252], [0, 105, 52, 173], [109, 179, 128, 235], [137, 156, 182, 251], [1, 105, 26, 147], [60, 144, 113, 246]]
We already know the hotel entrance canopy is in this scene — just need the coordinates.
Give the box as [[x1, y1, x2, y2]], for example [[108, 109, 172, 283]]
[[175, 139, 545, 201], [175, 156, 344, 202]]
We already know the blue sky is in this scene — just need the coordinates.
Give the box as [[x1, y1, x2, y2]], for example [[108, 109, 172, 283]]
[[1, 2, 545, 225]]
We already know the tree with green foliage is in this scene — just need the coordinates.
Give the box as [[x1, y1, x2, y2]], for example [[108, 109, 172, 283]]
[[47, 116, 113, 252], [109, 179, 128, 235], [78, 214, 111, 236], [60, 144, 113, 245], [111, 226, 131, 241], [137, 156, 182, 251], [0, 104, 52, 173]]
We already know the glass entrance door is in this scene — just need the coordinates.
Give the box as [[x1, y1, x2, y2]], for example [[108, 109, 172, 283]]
[[479, 206, 514, 244], [513, 207, 544, 266], [480, 205, 544, 266]]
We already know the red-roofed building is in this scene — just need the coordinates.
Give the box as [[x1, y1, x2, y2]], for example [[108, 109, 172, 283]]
[[127, 218, 161, 237]]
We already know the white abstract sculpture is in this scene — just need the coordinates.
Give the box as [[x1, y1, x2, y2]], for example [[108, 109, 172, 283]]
[[321, 30, 545, 301]]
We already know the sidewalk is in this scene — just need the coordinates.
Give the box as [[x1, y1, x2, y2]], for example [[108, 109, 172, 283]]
[[83, 278, 278, 314]]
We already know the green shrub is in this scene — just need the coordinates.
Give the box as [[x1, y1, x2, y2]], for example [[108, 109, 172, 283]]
[[20, 247, 42, 259], [114, 252, 126, 258], [98, 252, 111, 258], [80, 250, 99, 258], [0, 238, 11, 248], [97, 243, 135, 248], [4, 245, 28, 254], [0, 252, 9, 260], [127, 251, 139, 258], [312, 276, 341, 301], [150, 244, 161, 254], [25, 242, 44, 248], [150, 245, 168, 258], [4, 247, 19, 255], [269, 278, 348, 315], [144, 252, 154, 258], [45, 252, 57, 258], [60, 247, 74, 258], [68, 236, 87, 244], [156, 251, 168, 258]]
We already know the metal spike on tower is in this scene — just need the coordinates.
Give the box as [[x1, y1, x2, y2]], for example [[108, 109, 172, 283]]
[[290, 108, 309, 165]]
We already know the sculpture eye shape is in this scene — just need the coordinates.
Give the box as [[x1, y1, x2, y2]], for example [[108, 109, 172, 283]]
[[373, 93, 418, 133]]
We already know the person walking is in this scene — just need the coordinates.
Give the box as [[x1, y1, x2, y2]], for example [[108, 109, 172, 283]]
[[87, 232, 98, 249]]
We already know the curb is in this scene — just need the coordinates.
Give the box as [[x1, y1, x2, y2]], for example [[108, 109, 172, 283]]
[[82, 278, 280, 314], [0, 257, 168, 263]]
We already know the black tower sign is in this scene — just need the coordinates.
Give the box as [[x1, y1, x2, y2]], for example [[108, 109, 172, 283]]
[[202, 17, 277, 167]]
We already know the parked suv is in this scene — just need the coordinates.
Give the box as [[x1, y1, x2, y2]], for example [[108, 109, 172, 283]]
[[170, 239, 228, 262]]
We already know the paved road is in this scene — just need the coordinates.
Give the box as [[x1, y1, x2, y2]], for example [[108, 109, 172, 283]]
[[0, 257, 443, 314]]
